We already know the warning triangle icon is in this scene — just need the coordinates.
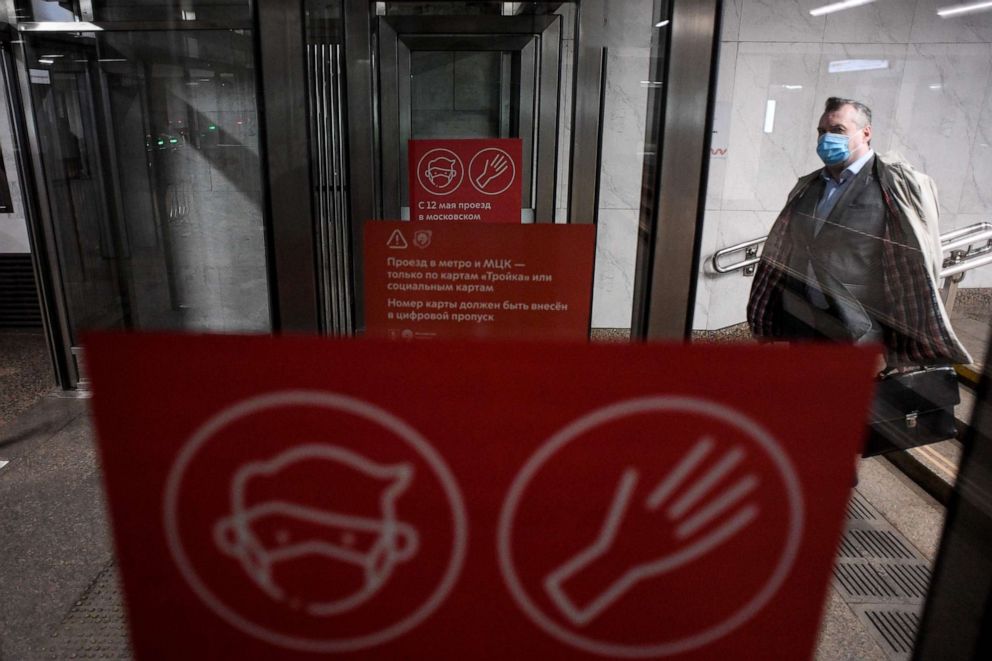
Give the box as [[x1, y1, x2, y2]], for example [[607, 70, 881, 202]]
[[387, 229, 408, 249]]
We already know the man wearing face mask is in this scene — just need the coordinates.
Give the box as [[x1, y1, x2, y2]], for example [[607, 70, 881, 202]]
[[747, 97, 969, 370]]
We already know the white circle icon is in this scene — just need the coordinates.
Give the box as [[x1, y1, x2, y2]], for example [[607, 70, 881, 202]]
[[163, 390, 468, 653], [416, 148, 464, 196], [468, 147, 516, 195], [498, 396, 804, 658]]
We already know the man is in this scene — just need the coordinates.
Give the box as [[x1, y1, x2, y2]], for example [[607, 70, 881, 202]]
[[747, 97, 970, 369]]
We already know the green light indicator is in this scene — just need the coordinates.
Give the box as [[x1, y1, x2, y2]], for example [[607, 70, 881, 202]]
[[208, 125, 217, 131], [169, 138, 179, 144], [157, 139, 165, 146]]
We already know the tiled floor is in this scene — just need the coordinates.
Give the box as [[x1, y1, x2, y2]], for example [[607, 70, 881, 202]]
[[0, 329, 53, 428]]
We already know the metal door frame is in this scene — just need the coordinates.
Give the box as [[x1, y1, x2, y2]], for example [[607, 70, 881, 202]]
[[375, 13, 560, 223], [3, 2, 320, 388]]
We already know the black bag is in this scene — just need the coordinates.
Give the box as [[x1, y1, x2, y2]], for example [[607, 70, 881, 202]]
[[863, 366, 960, 457]]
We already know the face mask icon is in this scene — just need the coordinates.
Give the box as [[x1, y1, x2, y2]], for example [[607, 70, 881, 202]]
[[424, 156, 459, 189], [213, 445, 419, 616]]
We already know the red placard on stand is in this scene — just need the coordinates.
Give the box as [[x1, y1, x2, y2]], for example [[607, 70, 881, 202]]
[[364, 221, 595, 341], [409, 138, 523, 223], [87, 333, 878, 659]]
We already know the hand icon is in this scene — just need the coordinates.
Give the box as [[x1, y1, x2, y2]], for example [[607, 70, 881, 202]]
[[543, 438, 760, 626], [474, 153, 510, 191]]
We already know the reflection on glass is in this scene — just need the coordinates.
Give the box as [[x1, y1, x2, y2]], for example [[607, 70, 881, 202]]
[[14, 0, 251, 22], [25, 29, 270, 340]]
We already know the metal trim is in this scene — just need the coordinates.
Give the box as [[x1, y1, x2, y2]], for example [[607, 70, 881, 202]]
[[383, 14, 556, 36], [376, 17, 401, 219], [517, 37, 537, 212], [399, 34, 533, 51], [632, 0, 720, 339], [3, 31, 77, 387], [535, 14, 560, 223], [256, 0, 318, 332], [568, 0, 605, 226], [912, 348, 992, 660], [343, 0, 376, 330]]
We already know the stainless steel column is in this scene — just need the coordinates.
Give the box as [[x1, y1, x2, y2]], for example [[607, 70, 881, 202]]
[[568, 0, 605, 226], [257, 0, 319, 332], [343, 0, 375, 330], [631, 0, 720, 339]]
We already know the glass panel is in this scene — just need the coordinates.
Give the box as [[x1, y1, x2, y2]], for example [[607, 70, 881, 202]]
[[410, 51, 502, 139], [696, 1, 992, 655], [592, 1, 667, 335], [23, 28, 270, 342], [378, 1, 574, 224], [13, 0, 251, 22]]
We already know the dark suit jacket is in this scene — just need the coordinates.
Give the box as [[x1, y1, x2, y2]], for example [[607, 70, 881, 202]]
[[780, 156, 887, 341]]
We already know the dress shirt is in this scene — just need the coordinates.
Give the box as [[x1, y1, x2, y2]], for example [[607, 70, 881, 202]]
[[805, 149, 875, 311]]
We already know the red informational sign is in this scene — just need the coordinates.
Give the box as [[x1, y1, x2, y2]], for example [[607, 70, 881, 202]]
[[409, 138, 522, 223], [364, 221, 595, 340], [87, 334, 877, 659]]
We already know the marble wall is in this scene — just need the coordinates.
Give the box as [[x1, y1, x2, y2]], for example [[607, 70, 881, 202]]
[[695, 0, 992, 330]]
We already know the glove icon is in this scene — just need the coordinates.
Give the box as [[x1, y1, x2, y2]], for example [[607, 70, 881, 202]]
[[543, 437, 760, 626]]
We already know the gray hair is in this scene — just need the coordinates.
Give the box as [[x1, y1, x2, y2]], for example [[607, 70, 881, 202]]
[[824, 97, 872, 129]]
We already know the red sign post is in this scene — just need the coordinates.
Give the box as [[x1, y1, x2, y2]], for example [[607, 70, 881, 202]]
[[87, 334, 877, 659], [364, 221, 595, 340], [409, 139, 523, 223]]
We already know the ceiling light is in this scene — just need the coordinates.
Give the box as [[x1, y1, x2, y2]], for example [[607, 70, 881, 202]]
[[828, 59, 889, 73], [38, 59, 54, 65], [810, 0, 875, 16], [782, 84, 803, 89], [656, 20, 670, 28], [764, 100, 777, 133], [938, 1, 992, 17]]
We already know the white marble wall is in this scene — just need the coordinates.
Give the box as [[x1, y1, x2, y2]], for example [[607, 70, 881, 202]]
[[696, 0, 992, 330], [590, 0, 653, 328]]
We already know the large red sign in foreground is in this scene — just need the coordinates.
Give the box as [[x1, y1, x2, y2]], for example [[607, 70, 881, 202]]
[[364, 221, 595, 340], [87, 334, 877, 659], [408, 138, 522, 223]]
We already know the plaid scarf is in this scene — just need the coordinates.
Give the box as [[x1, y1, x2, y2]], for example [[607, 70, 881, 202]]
[[747, 173, 970, 367]]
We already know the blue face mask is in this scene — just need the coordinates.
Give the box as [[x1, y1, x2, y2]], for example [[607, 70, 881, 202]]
[[817, 133, 850, 166]]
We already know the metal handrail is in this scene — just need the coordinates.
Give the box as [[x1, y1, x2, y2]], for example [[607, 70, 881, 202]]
[[941, 222, 992, 248], [711, 237, 766, 274], [711, 221, 992, 280]]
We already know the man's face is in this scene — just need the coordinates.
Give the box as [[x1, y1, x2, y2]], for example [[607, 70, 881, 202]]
[[817, 104, 871, 166]]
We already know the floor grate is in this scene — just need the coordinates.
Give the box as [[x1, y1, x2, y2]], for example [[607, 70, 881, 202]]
[[44, 560, 132, 659], [837, 532, 862, 559], [833, 489, 934, 661], [880, 562, 931, 601], [846, 492, 880, 521], [857, 606, 921, 657], [834, 563, 900, 600], [848, 528, 916, 560]]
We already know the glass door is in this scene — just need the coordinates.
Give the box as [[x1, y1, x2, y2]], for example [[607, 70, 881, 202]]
[[13, 2, 270, 386], [375, 7, 567, 224]]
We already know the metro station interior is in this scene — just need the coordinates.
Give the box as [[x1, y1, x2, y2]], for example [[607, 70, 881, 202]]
[[2, 0, 992, 658]]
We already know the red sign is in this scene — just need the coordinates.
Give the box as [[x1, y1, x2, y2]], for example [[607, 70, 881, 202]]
[[364, 221, 595, 340], [87, 334, 877, 659], [409, 139, 522, 223]]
